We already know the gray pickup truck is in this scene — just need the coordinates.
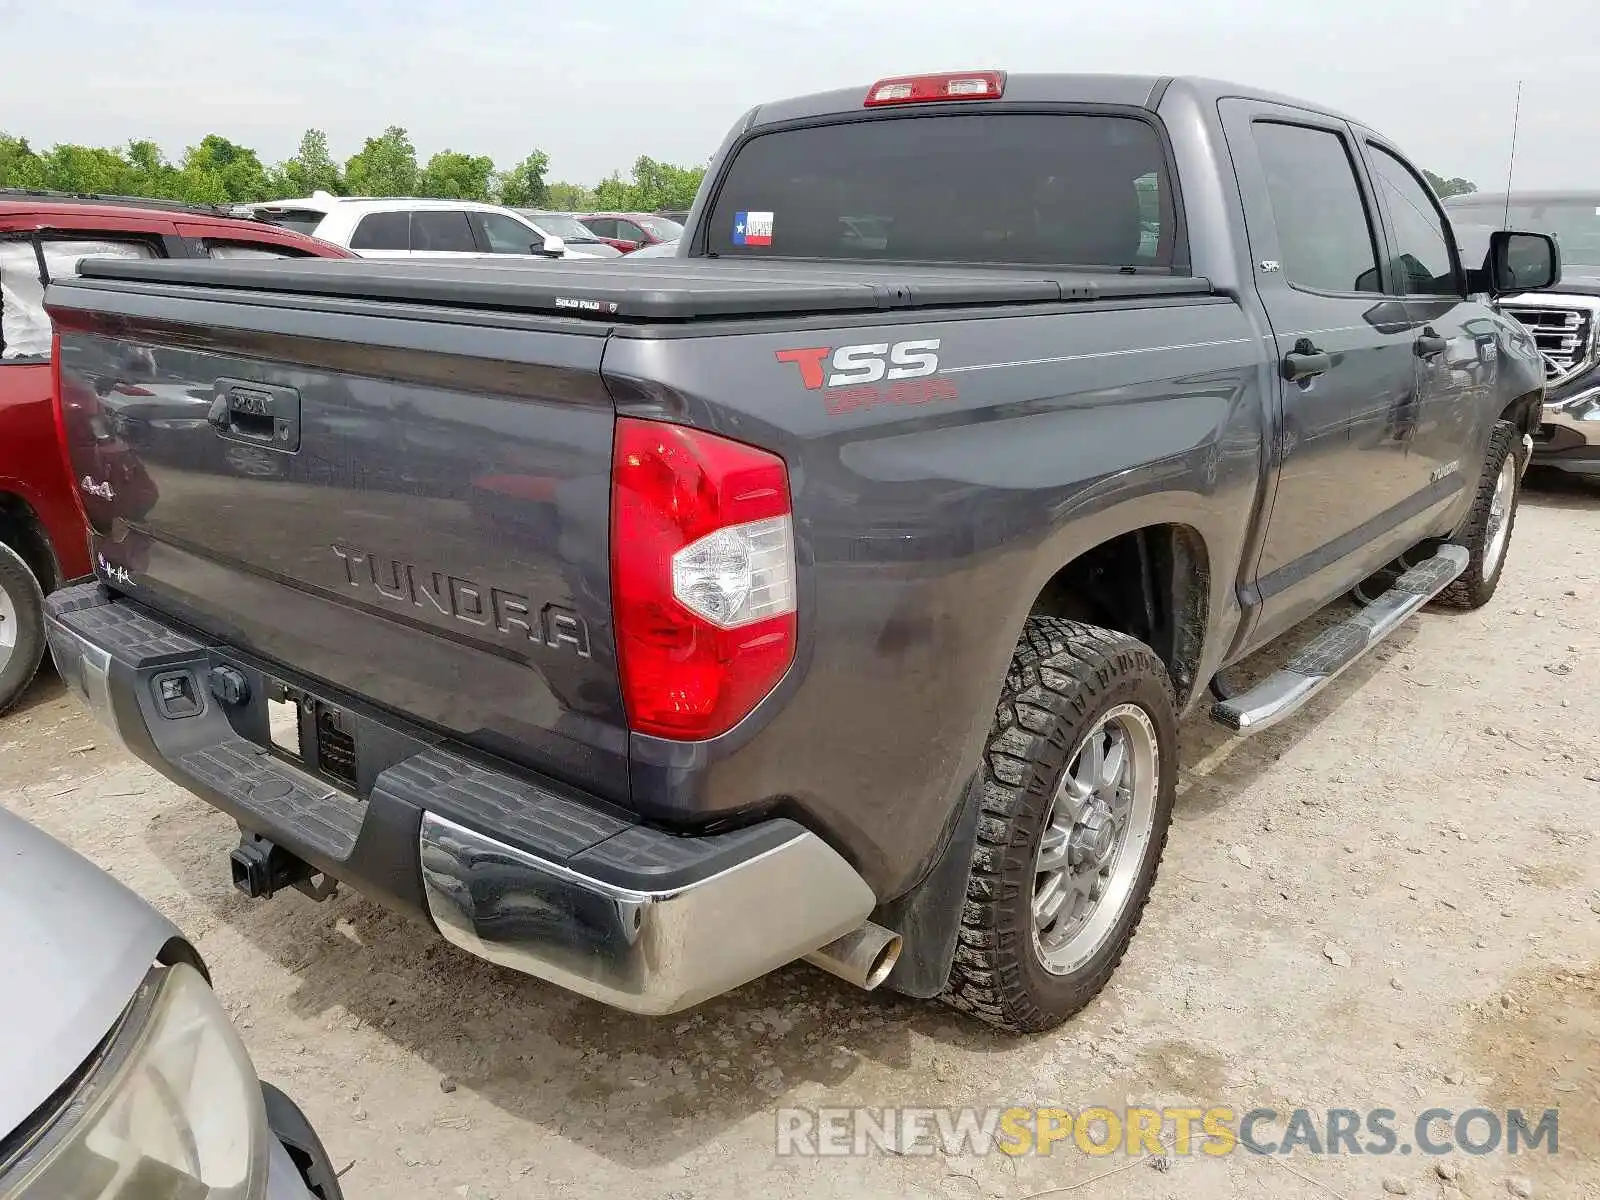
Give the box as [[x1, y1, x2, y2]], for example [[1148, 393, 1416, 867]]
[[42, 72, 1557, 1034]]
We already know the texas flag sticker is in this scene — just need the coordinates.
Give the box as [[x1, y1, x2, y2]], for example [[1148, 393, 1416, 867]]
[[733, 211, 774, 246]]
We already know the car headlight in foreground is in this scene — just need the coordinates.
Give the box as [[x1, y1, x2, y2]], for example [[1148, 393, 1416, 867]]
[[0, 961, 266, 1198]]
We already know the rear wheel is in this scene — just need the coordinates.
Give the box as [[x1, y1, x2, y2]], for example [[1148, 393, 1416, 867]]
[[0, 540, 46, 716], [1437, 421, 1520, 610], [940, 617, 1178, 1033]]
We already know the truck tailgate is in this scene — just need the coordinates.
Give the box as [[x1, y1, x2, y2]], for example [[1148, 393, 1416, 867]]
[[47, 280, 629, 801]]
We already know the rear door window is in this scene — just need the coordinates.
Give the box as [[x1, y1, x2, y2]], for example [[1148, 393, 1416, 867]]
[[349, 211, 411, 251], [706, 112, 1179, 268], [410, 210, 476, 252], [1, 237, 157, 361], [1251, 122, 1382, 294]]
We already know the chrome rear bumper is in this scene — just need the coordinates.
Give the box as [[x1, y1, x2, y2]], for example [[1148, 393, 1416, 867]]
[[419, 812, 876, 1014]]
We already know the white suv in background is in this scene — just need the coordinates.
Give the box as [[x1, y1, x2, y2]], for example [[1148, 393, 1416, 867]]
[[238, 194, 610, 260]]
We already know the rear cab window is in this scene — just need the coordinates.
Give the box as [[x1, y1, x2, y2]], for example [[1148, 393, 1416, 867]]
[[1, 236, 158, 361], [705, 112, 1182, 269]]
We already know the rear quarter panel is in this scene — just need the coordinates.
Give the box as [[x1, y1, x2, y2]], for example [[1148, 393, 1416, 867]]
[[0, 361, 88, 582], [605, 298, 1268, 897]]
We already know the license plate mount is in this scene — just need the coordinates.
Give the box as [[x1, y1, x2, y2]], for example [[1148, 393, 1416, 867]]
[[261, 679, 359, 793]]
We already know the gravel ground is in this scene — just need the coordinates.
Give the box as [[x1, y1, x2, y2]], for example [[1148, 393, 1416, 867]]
[[3, 472, 1597, 1200]]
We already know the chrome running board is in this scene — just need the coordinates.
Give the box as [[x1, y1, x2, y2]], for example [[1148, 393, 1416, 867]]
[[1212, 544, 1469, 734]]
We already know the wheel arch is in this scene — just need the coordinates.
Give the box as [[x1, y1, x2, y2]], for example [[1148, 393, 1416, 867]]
[[0, 491, 61, 593], [1499, 387, 1542, 437], [1027, 521, 1213, 711], [877, 518, 1216, 1000]]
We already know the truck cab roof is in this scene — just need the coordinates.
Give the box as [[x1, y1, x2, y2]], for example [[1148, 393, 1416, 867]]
[[743, 73, 1368, 133]]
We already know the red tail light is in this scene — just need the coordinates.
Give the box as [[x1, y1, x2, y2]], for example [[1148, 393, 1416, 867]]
[[611, 417, 797, 740], [864, 71, 1006, 107]]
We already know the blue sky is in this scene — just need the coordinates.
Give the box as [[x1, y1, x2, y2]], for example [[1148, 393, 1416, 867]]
[[3, 0, 1596, 189]]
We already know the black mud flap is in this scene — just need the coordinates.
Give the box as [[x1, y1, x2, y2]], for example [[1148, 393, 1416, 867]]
[[873, 772, 982, 999]]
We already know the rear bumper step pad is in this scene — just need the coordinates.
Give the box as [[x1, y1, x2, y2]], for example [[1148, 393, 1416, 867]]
[[1212, 545, 1468, 734], [43, 583, 875, 1014]]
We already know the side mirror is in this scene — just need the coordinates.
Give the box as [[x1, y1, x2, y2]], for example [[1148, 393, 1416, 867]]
[[537, 235, 565, 257], [618, 240, 641, 253], [1487, 230, 1560, 295]]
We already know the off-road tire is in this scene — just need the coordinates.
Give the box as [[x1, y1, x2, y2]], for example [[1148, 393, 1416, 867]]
[[1437, 420, 1519, 611], [940, 617, 1178, 1033], [0, 540, 47, 717]]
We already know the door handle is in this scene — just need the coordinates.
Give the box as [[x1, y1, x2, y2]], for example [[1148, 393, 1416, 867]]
[[1281, 338, 1331, 382], [1415, 329, 1448, 359]]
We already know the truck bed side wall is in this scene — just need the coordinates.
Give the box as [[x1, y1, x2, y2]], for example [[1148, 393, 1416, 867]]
[[605, 297, 1264, 897]]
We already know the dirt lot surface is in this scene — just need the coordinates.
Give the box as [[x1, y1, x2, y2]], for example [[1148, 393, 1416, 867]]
[[3, 473, 1597, 1200]]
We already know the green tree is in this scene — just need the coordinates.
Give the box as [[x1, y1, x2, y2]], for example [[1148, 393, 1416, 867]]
[[631, 156, 705, 211], [124, 140, 178, 198], [180, 135, 272, 202], [496, 150, 550, 208], [0, 134, 45, 190], [418, 150, 495, 201], [1424, 170, 1477, 199], [590, 171, 632, 211], [544, 180, 594, 211], [172, 166, 229, 205], [344, 126, 418, 197], [591, 156, 705, 212], [37, 144, 138, 194], [271, 128, 342, 197]]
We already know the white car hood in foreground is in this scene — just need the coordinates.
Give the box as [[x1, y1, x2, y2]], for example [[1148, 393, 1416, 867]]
[[0, 806, 182, 1137]]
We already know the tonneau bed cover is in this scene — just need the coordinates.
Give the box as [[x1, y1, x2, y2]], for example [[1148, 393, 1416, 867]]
[[72, 255, 1214, 322]]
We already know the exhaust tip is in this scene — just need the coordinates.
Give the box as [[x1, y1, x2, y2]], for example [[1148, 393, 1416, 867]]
[[803, 921, 903, 992], [862, 933, 902, 990]]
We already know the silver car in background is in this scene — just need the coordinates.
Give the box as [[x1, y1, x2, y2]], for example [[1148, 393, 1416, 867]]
[[0, 806, 342, 1199]]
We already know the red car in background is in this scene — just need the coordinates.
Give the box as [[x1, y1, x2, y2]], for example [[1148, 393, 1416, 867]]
[[575, 212, 684, 253], [0, 190, 352, 713]]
